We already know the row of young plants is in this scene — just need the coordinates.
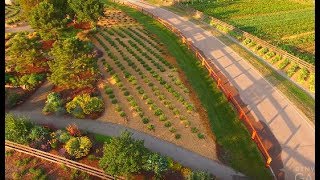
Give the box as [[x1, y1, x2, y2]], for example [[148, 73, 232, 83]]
[[5, 113, 214, 179], [95, 31, 186, 138], [118, 27, 174, 69], [100, 30, 193, 111], [242, 37, 314, 92], [96, 30, 205, 139], [94, 33, 156, 131], [106, 31, 196, 113], [119, 27, 191, 95]]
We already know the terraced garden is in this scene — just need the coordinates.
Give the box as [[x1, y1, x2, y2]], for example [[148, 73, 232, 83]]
[[91, 9, 217, 161]]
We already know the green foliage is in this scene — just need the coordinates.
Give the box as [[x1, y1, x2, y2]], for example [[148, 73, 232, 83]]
[[68, 0, 104, 25], [6, 33, 44, 73], [65, 136, 92, 159], [297, 67, 309, 82], [197, 133, 205, 139], [7, 93, 22, 108], [66, 94, 104, 118], [147, 124, 155, 131], [164, 121, 172, 127], [19, 73, 45, 90], [277, 58, 290, 69], [48, 38, 98, 89], [286, 63, 299, 77], [308, 73, 315, 92], [143, 153, 169, 177], [29, 2, 66, 40], [29, 126, 49, 141], [5, 113, 33, 144], [189, 170, 214, 180], [56, 130, 71, 143], [99, 131, 149, 176], [42, 92, 64, 114]]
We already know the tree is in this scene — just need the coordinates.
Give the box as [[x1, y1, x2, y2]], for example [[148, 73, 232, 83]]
[[42, 92, 65, 114], [68, 0, 104, 25], [48, 37, 98, 89], [143, 153, 169, 177], [5, 113, 33, 144], [99, 131, 149, 176], [19, 0, 45, 18], [29, 1, 67, 40], [65, 136, 92, 159], [6, 33, 44, 73]]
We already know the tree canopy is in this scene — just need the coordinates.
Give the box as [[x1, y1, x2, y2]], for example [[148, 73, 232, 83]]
[[6, 33, 44, 73], [68, 0, 104, 25], [29, 1, 67, 39], [99, 131, 149, 176], [48, 37, 98, 89]]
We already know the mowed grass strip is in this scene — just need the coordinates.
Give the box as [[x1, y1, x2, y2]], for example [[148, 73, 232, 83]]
[[101, 1, 272, 178]]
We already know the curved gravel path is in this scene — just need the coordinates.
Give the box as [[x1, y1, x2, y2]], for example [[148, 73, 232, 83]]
[[9, 110, 244, 179], [125, 1, 315, 179]]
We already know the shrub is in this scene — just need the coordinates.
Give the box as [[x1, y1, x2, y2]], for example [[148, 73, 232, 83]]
[[111, 99, 118, 104], [175, 134, 181, 139], [120, 111, 126, 117], [309, 73, 315, 92], [173, 108, 180, 115], [42, 92, 64, 115], [264, 51, 275, 59], [124, 91, 130, 96], [65, 136, 92, 159], [277, 58, 290, 69], [147, 124, 155, 131], [66, 124, 82, 137], [154, 108, 163, 116], [186, 104, 195, 112], [169, 127, 176, 133], [66, 94, 104, 118], [159, 114, 167, 121], [19, 73, 45, 90], [109, 94, 115, 99], [271, 54, 282, 64], [197, 133, 205, 139], [29, 126, 49, 141], [181, 167, 192, 179], [143, 153, 169, 177], [142, 117, 150, 124], [189, 170, 214, 180], [56, 130, 71, 143], [298, 68, 309, 82], [115, 104, 122, 112], [138, 89, 144, 94], [142, 94, 148, 100], [164, 121, 172, 127], [258, 47, 268, 55], [286, 63, 299, 77], [5, 113, 33, 144], [99, 131, 148, 175], [105, 87, 113, 94], [191, 127, 199, 133]]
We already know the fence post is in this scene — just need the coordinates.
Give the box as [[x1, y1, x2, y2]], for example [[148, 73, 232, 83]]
[[217, 78, 221, 88], [251, 130, 256, 140], [239, 110, 245, 119], [227, 92, 232, 101], [266, 157, 272, 168]]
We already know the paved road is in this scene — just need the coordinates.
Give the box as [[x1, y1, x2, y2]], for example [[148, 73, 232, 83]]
[[9, 110, 244, 179], [127, 1, 315, 179]]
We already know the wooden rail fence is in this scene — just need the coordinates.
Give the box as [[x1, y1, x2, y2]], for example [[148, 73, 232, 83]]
[[123, 1, 273, 168], [5, 140, 123, 180]]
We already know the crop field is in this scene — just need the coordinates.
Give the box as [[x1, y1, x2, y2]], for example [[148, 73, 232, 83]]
[[182, 0, 315, 64], [92, 9, 217, 161]]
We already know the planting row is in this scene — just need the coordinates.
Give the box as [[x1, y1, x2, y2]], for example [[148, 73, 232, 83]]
[[93, 31, 205, 139], [242, 37, 314, 92]]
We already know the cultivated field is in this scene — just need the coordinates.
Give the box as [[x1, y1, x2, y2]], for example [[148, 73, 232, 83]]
[[183, 0, 315, 64], [92, 9, 218, 160]]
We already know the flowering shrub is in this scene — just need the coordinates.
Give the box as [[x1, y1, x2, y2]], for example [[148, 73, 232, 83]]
[[65, 136, 92, 159], [66, 93, 104, 118], [42, 92, 64, 115]]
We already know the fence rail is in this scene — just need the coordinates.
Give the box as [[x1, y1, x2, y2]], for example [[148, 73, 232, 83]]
[[174, 3, 315, 73], [5, 140, 122, 180], [123, 1, 272, 168]]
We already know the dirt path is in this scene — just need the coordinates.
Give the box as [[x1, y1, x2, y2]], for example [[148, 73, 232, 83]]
[[8, 110, 244, 179], [127, 1, 315, 179]]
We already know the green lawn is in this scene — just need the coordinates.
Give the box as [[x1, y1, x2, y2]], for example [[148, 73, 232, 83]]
[[182, 0, 315, 64], [94, 133, 112, 144], [100, 0, 272, 178]]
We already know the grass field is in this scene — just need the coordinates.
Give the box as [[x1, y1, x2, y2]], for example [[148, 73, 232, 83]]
[[101, 0, 272, 178], [182, 0, 315, 64]]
